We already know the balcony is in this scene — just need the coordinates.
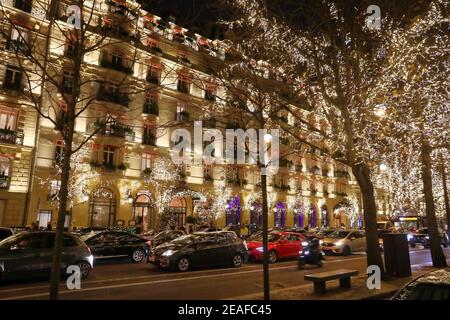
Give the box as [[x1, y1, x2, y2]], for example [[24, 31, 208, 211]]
[[177, 82, 190, 94], [149, 46, 163, 56], [335, 170, 350, 179], [0, 174, 10, 189], [5, 39, 31, 56], [143, 101, 159, 116], [0, 129, 24, 145], [175, 111, 190, 122], [101, 124, 127, 139], [99, 59, 133, 75], [142, 133, 156, 146], [97, 87, 129, 107]]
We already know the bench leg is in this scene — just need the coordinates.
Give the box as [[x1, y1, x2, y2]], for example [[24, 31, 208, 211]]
[[313, 281, 326, 294], [339, 276, 351, 289]]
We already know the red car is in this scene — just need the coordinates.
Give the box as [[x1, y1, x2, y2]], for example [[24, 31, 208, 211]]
[[246, 232, 305, 263]]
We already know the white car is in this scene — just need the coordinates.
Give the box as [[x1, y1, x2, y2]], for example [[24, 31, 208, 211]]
[[320, 229, 367, 255]]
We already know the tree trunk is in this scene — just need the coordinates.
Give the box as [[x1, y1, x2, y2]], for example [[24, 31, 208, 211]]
[[439, 154, 450, 239], [260, 172, 270, 300], [352, 163, 386, 276], [420, 142, 447, 267], [49, 124, 75, 300]]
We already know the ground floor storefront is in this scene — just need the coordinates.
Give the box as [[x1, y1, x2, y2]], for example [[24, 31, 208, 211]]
[[15, 171, 368, 232]]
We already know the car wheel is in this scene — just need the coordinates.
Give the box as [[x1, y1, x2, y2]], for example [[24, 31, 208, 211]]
[[232, 254, 244, 267], [268, 250, 277, 263], [177, 257, 190, 272], [342, 246, 351, 256], [131, 249, 146, 263], [76, 261, 91, 279]]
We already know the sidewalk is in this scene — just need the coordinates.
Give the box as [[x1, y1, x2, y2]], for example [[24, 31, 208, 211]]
[[229, 264, 440, 300]]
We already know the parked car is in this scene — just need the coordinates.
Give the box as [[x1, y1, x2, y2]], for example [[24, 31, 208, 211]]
[[77, 226, 108, 236], [408, 228, 449, 248], [0, 227, 14, 241], [314, 227, 336, 239], [246, 231, 305, 263], [147, 230, 186, 248], [0, 231, 93, 281], [82, 230, 150, 263], [139, 229, 159, 240], [320, 229, 367, 256], [391, 268, 450, 300], [148, 231, 248, 272]]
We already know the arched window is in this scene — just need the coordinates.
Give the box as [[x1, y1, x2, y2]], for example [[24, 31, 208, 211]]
[[250, 202, 262, 227], [274, 202, 286, 227], [134, 194, 153, 232], [0, 155, 11, 189]]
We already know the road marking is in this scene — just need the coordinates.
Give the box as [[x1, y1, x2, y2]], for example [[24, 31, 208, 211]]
[[1, 257, 367, 300], [0, 260, 296, 294]]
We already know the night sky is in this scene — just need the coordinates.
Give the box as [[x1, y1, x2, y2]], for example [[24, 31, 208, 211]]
[[140, 0, 230, 39]]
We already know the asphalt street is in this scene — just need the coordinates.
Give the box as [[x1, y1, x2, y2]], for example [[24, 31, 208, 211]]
[[0, 248, 448, 300]]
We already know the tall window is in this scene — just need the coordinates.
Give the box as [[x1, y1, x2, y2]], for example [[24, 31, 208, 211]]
[[0, 155, 11, 184], [8, 27, 29, 53], [0, 107, 17, 131], [3, 66, 22, 90], [62, 71, 74, 94], [103, 146, 116, 167], [205, 84, 217, 101], [143, 123, 156, 145], [50, 180, 60, 199], [142, 153, 152, 171], [111, 52, 123, 66], [55, 140, 65, 164], [147, 64, 161, 84], [37, 210, 52, 229], [177, 74, 191, 94], [14, 0, 32, 13]]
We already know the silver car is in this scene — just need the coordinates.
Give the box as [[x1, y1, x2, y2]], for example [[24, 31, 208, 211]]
[[320, 229, 367, 255], [0, 231, 94, 281]]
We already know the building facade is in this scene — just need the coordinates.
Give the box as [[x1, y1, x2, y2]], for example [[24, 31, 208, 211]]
[[0, 0, 390, 231]]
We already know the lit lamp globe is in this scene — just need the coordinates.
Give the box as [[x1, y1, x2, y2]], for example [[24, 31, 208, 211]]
[[379, 164, 387, 172]]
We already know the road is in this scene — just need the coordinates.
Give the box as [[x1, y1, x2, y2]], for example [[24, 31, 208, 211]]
[[0, 248, 449, 300]]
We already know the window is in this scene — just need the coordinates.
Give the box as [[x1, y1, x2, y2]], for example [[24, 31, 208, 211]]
[[50, 180, 60, 199], [205, 84, 217, 101], [8, 27, 29, 53], [177, 74, 191, 94], [55, 140, 65, 164], [142, 153, 152, 171], [111, 53, 123, 66], [62, 71, 74, 94], [0, 108, 18, 131], [147, 65, 161, 84], [103, 146, 116, 167], [37, 210, 52, 229], [0, 156, 11, 189], [143, 124, 156, 145], [3, 66, 22, 90], [14, 0, 32, 13], [204, 165, 212, 178]]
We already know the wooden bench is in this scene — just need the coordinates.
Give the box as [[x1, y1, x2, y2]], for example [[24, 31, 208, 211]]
[[304, 269, 359, 294]]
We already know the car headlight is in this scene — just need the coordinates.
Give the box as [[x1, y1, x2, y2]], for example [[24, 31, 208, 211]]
[[335, 241, 344, 247], [425, 236, 430, 240], [256, 247, 264, 252], [302, 241, 309, 246], [304, 250, 310, 255], [407, 234, 413, 241], [162, 250, 177, 256]]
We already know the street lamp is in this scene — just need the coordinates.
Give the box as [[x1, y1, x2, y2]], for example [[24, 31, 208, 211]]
[[379, 163, 388, 172], [264, 133, 272, 143], [374, 104, 386, 117]]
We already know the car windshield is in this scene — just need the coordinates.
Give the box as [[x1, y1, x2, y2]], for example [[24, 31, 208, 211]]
[[0, 232, 25, 248], [251, 233, 282, 242], [154, 231, 174, 240], [327, 231, 350, 239], [170, 235, 197, 245], [81, 231, 102, 241], [399, 283, 450, 300]]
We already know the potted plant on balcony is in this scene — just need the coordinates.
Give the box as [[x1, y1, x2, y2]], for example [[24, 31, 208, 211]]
[[117, 163, 129, 171]]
